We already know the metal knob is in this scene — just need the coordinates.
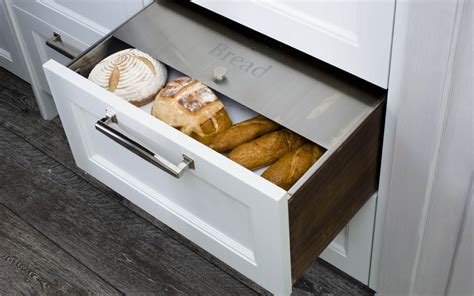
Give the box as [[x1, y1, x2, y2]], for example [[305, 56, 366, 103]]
[[213, 66, 227, 82]]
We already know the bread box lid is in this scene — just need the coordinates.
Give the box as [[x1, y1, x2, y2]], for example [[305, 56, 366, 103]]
[[72, 1, 385, 150]]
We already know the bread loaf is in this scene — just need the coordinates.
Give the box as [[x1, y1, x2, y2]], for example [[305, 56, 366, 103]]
[[261, 143, 324, 190], [228, 130, 305, 170], [88, 49, 167, 106], [209, 115, 279, 152], [151, 77, 232, 145]]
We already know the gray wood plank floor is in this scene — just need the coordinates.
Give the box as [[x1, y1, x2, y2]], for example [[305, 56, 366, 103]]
[[0, 205, 119, 295], [0, 67, 375, 295]]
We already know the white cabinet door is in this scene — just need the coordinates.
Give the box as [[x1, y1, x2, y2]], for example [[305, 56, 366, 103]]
[[192, 0, 395, 88]]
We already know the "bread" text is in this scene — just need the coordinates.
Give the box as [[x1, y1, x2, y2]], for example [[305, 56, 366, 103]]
[[209, 43, 272, 78]]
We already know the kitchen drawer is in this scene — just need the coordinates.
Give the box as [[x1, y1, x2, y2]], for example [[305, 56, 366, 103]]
[[11, 4, 102, 119], [43, 2, 385, 295], [13, 6, 92, 96], [10, 0, 149, 119]]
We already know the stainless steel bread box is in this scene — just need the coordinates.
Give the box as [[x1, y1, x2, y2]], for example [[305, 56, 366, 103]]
[[43, 1, 386, 295]]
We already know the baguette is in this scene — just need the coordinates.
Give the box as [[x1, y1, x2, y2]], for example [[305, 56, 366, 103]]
[[210, 115, 279, 152], [261, 143, 324, 190], [228, 130, 305, 170], [191, 108, 233, 145]]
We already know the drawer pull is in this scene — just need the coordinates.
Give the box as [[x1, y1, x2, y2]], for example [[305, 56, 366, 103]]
[[95, 112, 195, 178], [46, 32, 80, 59], [213, 66, 227, 82]]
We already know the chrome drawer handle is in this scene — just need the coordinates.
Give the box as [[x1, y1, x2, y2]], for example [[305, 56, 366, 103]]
[[95, 112, 194, 178], [46, 32, 80, 59]]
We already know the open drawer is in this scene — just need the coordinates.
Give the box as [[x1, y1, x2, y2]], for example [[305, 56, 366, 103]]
[[43, 1, 385, 295]]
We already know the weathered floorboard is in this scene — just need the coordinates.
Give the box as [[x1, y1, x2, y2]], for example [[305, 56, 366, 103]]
[[0, 204, 120, 295], [0, 68, 120, 199]]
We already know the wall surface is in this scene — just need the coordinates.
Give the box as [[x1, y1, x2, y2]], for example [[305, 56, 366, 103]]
[[376, 0, 473, 294]]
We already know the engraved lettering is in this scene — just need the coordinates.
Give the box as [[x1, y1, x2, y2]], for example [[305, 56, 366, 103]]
[[239, 60, 253, 72], [209, 42, 272, 78], [221, 51, 235, 61], [252, 65, 272, 77], [209, 43, 227, 56], [230, 56, 244, 66]]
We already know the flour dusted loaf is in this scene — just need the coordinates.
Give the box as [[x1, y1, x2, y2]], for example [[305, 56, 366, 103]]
[[88, 48, 167, 106], [262, 143, 324, 190], [151, 77, 232, 145], [228, 129, 305, 170], [209, 115, 280, 153]]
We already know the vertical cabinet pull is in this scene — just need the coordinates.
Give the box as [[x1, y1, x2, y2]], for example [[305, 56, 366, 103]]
[[95, 112, 194, 178]]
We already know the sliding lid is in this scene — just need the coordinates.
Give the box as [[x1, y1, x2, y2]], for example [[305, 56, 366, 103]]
[[91, 1, 384, 150]]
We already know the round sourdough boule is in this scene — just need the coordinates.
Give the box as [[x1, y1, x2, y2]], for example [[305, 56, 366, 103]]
[[88, 48, 167, 106], [151, 77, 232, 145]]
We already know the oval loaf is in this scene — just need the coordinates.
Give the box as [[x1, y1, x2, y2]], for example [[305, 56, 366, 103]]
[[151, 77, 232, 145]]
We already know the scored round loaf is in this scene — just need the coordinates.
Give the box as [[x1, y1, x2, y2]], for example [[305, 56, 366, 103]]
[[151, 77, 232, 145], [88, 49, 167, 106]]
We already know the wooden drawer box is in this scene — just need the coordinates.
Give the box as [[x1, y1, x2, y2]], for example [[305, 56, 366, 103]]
[[43, 2, 385, 295]]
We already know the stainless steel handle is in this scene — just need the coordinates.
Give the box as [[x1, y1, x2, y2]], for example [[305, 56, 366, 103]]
[[95, 112, 194, 178], [46, 32, 80, 59]]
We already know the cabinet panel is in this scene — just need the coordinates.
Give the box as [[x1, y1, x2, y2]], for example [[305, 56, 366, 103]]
[[12, 0, 152, 34], [0, 1, 28, 81], [46, 0, 150, 31], [320, 194, 376, 284], [192, 0, 395, 88]]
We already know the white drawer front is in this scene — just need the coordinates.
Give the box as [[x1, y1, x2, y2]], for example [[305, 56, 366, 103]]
[[12, 0, 150, 36], [192, 0, 395, 88], [43, 60, 292, 296]]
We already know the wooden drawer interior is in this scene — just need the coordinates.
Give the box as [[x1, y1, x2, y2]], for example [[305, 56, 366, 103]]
[[289, 101, 384, 281]]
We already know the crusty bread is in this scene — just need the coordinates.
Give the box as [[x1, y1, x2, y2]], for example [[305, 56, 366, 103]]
[[88, 49, 167, 106], [191, 108, 232, 145], [209, 115, 279, 152], [228, 129, 305, 170], [151, 77, 232, 145], [261, 143, 324, 190]]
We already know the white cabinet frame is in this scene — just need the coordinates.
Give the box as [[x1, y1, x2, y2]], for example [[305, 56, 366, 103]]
[[372, 0, 473, 293]]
